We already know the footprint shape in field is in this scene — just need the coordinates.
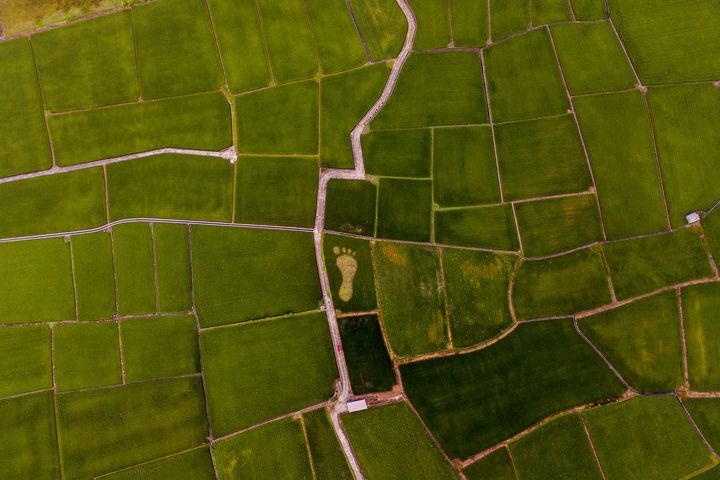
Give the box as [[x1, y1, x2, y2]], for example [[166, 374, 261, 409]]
[[333, 246, 358, 302]]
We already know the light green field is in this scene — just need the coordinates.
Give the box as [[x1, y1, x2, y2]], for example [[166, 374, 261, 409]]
[[112, 223, 156, 315], [376, 178, 432, 242], [463, 447, 516, 480], [574, 91, 667, 238], [435, 205, 519, 250], [54, 322, 121, 391], [200, 312, 337, 435], [442, 248, 517, 347], [373, 242, 447, 356], [580, 291, 683, 392], [99, 447, 215, 480], [48, 92, 232, 165], [583, 395, 713, 479], [320, 64, 390, 168], [0, 167, 106, 238], [647, 84, 720, 227], [324, 234, 377, 313], [603, 227, 712, 300], [121, 315, 199, 382], [532, 0, 572, 24], [131, 0, 223, 99], [408, 0, 450, 50], [235, 80, 318, 154], [256, 0, 318, 83], [491, 0, 528, 40], [372, 51, 487, 129], [449, 0, 488, 47], [550, 21, 635, 95], [509, 414, 601, 479], [57, 377, 208, 478], [191, 226, 321, 326], [0, 325, 51, 397], [363, 128, 431, 177], [107, 154, 234, 222], [234, 156, 318, 228], [153, 223, 192, 312], [401, 319, 624, 458], [214, 417, 313, 480], [0, 38, 52, 178], [485, 29, 568, 122], [433, 126, 499, 207], [205, 0, 270, 93], [513, 247, 611, 319], [682, 283, 720, 391], [342, 402, 458, 479], [348, 0, 407, 60], [71, 232, 116, 320], [495, 114, 590, 201], [0, 237, 74, 324], [305, 0, 367, 74], [31, 12, 138, 112], [339, 314, 395, 394], [515, 194, 603, 257], [324, 179, 377, 236], [303, 408, 353, 480]]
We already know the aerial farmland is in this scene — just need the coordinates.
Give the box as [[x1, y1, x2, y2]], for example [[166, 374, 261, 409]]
[[0, 0, 719, 478]]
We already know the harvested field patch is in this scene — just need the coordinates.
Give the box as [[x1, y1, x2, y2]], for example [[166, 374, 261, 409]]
[[363, 128, 431, 178], [112, 223, 156, 315], [682, 283, 720, 391], [324, 234, 377, 313], [376, 178, 432, 242], [339, 314, 395, 394], [0, 325, 52, 398], [435, 204, 519, 250], [54, 322, 121, 391], [325, 180, 377, 236], [71, 232, 116, 320]]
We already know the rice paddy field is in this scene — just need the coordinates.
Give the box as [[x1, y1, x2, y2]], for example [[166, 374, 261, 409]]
[[1, 0, 720, 477]]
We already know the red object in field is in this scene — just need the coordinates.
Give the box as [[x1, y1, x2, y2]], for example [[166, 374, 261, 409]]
[[337, 343, 343, 352]]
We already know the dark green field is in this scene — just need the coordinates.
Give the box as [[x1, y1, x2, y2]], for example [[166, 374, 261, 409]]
[[339, 315, 395, 394]]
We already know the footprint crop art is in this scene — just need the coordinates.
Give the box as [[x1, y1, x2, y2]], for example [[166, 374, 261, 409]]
[[333, 246, 358, 302]]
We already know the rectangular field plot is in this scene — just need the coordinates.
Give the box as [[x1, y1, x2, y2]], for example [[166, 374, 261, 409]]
[[603, 228, 712, 300], [580, 291, 683, 392], [112, 223, 156, 315], [0, 167, 105, 238], [324, 235, 377, 313], [491, 0, 529, 41], [348, 0, 407, 61], [99, 447, 215, 480], [376, 178, 432, 242], [647, 85, 720, 227], [0, 237, 74, 324], [154, 223, 192, 312], [373, 242, 447, 357], [339, 315, 395, 394], [0, 325, 51, 398], [362, 128, 431, 178], [121, 315, 199, 382], [205, 0, 270, 93], [234, 156, 318, 228], [57, 377, 208, 479], [325, 180, 377, 236], [583, 396, 712, 479], [320, 64, 390, 168], [192, 227, 321, 327], [305, 0, 367, 74], [372, 51, 487, 129], [400, 319, 624, 458], [408, 0, 450, 50], [609, 0, 720, 85], [200, 312, 337, 435], [435, 204, 519, 250], [235, 81, 318, 155], [131, 0, 223, 99], [213, 417, 313, 480], [54, 322, 121, 391], [515, 194, 603, 257], [442, 248, 517, 347], [574, 91, 667, 238], [31, 11, 138, 112], [256, 0, 318, 83], [532, 0, 572, 25], [71, 232, 116, 320], [108, 154, 234, 222], [449, 0, 488, 47], [682, 283, 720, 391], [571, 0, 606, 20], [303, 409, 353, 480], [484, 29, 569, 122], [0, 392, 60, 478], [495, 114, 590, 201], [550, 22, 635, 95], [48, 92, 232, 166], [0, 38, 52, 178], [433, 126, 499, 207], [509, 414, 602, 480], [513, 247, 611, 319], [342, 402, 457, 479], [463, 447, 516, 480]]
